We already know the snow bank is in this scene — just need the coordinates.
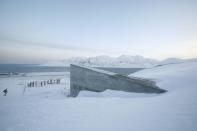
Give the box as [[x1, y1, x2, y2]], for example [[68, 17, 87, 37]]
[[130, 61, 197, 91], [78, 90, 158, 98]]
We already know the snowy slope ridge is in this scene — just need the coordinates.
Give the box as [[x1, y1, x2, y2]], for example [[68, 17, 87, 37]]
[[129, 61, 197, 91], [157, 58, 185, 65]]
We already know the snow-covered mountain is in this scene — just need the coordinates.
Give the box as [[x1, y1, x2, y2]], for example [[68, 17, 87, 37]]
[[114, 55, 158, 68], [39, 55, 196, 68], [63, 55, 159, 68]]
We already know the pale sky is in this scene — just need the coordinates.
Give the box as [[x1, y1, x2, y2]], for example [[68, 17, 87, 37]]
[[0, 0, 197, 63]]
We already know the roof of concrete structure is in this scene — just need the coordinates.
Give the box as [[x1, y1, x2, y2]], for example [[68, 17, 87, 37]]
[[70, 64, 160, 87], [70, 64, 117, 75]]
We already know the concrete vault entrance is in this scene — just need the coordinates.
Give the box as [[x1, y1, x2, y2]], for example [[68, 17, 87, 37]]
[[70, 64, 166, 97]]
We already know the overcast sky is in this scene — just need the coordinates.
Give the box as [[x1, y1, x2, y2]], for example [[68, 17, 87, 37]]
[[0, 0, 197, 63]]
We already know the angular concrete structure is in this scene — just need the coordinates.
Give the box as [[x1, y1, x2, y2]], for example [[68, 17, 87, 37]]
[[70, 64, 166, 97]]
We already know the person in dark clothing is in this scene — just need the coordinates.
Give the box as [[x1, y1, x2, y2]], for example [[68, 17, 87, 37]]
[[41, 81, 43, 87], [57, 79, 60, 84], [32, 81, 34, 87], [3, 88, 8, 96], [30, 82, 32, 87], [50, 79, 53, 84]]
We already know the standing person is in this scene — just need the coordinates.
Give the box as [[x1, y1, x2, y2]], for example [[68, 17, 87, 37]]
[[30, 82, 32, 87], [50, 79, 52, 84], [27, 83, 30, 87], [57, 79, 60, 84], [3, 88, 8, 96], [32, 81, 34, 87], [41, 81, 43, 87]]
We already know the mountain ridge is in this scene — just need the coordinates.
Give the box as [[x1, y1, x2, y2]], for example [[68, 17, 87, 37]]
[[39, 55, 196, 68]]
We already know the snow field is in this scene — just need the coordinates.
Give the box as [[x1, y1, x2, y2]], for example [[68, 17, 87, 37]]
[[0, 61, 197, 131]]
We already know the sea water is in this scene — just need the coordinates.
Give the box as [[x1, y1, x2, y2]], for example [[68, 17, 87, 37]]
[[0, 64, 143, 75]]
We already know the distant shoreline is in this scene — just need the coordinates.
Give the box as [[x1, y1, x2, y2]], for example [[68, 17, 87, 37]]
[[0, 64, 143, 75]]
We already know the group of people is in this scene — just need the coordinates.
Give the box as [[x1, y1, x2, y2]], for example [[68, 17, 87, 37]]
[[1, 79, 61, 96], [27, 79, 61, 88]]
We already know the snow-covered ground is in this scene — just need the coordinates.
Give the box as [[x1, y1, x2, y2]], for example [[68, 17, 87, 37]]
[[0, 72, 70, 98], [0, 61, 197, 131]]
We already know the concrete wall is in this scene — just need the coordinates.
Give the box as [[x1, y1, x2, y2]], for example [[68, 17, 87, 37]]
[[70, 64, 166, 97]]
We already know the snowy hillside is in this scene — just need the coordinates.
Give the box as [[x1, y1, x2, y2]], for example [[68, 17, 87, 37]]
[[0, 61, 197, 131], [130, 61, 197, 91]]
